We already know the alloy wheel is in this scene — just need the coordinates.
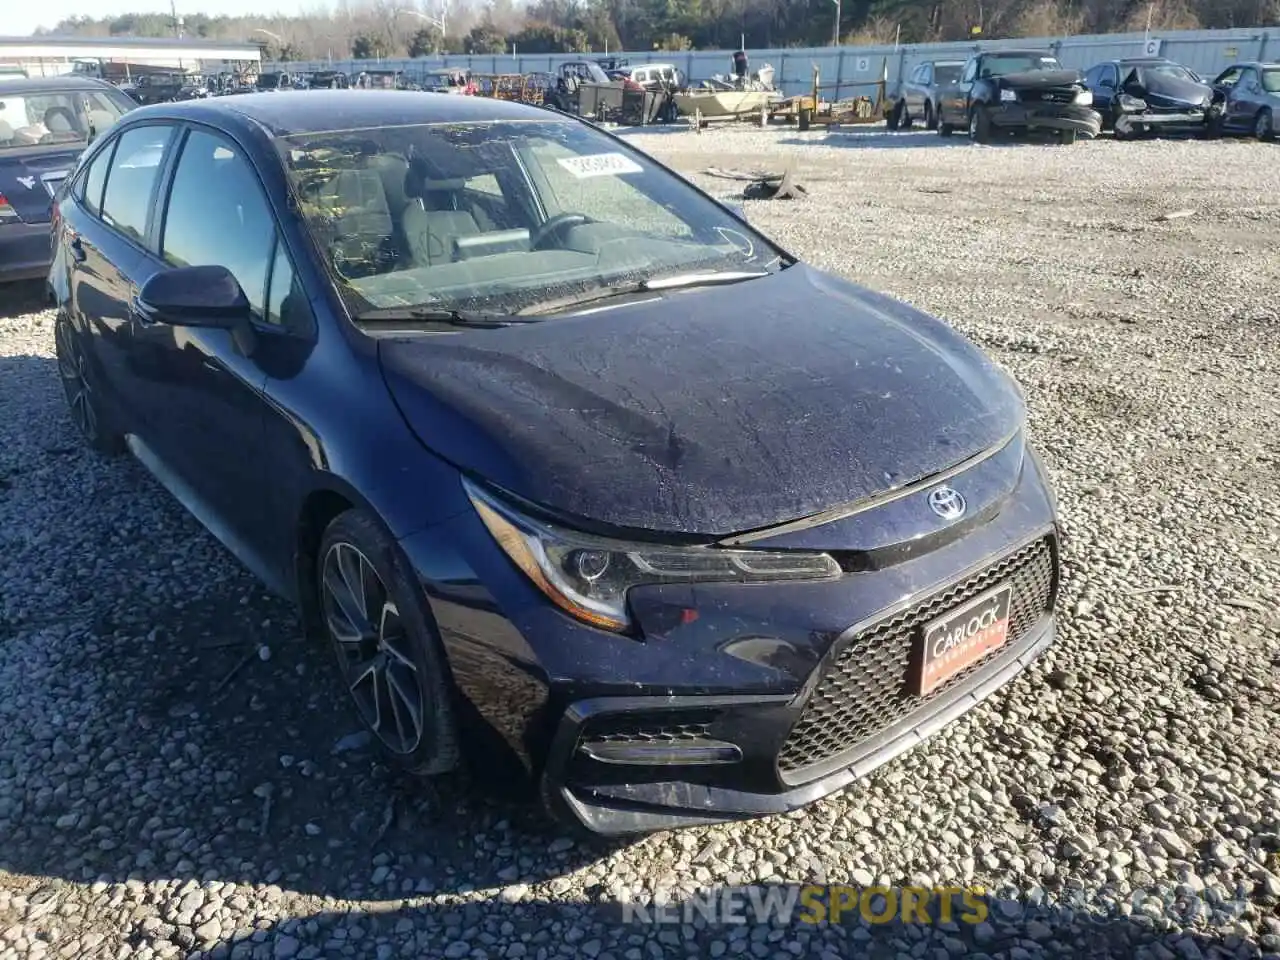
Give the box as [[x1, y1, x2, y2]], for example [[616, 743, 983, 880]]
[[321, 541, 425, 755], [55, 317, 98, 442], [1256, 110, 1273, 140]]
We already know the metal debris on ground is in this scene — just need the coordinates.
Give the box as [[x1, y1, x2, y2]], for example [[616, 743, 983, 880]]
[[703, 166, 808, 200]]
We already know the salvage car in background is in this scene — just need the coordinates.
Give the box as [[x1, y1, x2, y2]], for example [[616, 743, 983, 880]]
[[887, 59, 964, 131], [49, 91, 1061, 837], [1209, 62, 1280, 140], [938, 49, 1101, 144], [0, 75, 134, 283], [1083, 57, 1218, 139]]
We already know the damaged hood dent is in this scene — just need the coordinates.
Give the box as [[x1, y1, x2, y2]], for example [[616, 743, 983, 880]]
[[377, 264, 1025, 537]]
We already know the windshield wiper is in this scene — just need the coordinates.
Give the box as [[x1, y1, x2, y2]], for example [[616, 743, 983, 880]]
[[354, 306, 536, 329], [515, 269, 771, 317]]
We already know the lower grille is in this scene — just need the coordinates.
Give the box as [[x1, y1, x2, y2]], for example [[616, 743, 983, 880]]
[[580, 717, 712, 748], [777, 536, 1056, 780]]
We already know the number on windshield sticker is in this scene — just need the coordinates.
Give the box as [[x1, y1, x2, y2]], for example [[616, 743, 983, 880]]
[[556, 153, 644, 179]]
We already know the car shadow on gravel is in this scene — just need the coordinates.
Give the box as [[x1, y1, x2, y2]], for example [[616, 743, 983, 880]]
[[0, 573, 632, 900], [195, 886, 1269, 960], [0, 280, 48, 319]]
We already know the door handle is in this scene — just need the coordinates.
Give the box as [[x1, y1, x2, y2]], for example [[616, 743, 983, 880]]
[[69, 236, 86, 263]]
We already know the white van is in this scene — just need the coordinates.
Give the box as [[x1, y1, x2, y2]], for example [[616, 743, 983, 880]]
[[628, 63, 682, 89]]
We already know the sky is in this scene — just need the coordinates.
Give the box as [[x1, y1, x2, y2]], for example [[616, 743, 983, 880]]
[[9, 0, 310, 38]]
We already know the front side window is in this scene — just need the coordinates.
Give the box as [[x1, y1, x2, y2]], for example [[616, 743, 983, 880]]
[[1263, 68, 1280, 93], [100, 124, 172, 243], [1215, 67, 1243, 87], [162, 130, 276, 316], [280, 118, 786, 319], [0, 88, 132, 149]]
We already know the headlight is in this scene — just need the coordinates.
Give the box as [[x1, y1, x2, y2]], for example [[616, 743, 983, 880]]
[[1074, 88, 1093, 106], [999, 88, 1017, 103], [464, 479, 841, 632]]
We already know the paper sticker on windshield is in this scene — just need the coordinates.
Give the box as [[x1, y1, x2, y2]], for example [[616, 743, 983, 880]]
[[556, 153, 644, 179]]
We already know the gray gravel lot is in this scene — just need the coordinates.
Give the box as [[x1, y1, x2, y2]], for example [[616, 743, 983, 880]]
[[1, 125, 1279, 960]]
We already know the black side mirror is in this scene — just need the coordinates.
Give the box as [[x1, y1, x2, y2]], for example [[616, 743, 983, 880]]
[[135, 265, 256, 353]]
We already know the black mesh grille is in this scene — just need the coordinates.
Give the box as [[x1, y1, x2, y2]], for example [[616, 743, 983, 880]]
[[777, 537, 1056, 779], [581, 720, 712, 747]]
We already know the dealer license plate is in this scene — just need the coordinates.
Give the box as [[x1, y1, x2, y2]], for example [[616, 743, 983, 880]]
[[913, 583, 1013, 696]]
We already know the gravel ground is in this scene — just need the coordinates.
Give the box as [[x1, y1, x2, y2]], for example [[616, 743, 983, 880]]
[[2, 124, 1279, 960]]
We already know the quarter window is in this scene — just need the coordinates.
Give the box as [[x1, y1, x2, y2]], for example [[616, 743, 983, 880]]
[[161, 130, 277, 317], [79, 141, 113, 215], [100, 125, 172, 243]]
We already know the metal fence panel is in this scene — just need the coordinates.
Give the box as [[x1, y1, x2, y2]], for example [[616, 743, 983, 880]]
[[270, 26, 1276, 99]]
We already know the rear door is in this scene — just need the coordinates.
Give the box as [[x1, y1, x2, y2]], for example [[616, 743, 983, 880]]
[[64, 123, 176, 434]]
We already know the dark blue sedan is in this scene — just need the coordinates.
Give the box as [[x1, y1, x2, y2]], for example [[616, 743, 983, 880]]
[[0, 75, 135, 283], [48, 91, 1061, 837]]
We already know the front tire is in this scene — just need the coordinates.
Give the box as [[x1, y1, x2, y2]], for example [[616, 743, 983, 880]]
[[318, 508, 460, 777], [1255, 108, 1274, 142], [1058, 128, 1078, 145], [55, 314, 123, 455], [886, 99, 903, 131], [969, 106, 992, 144], [924, 101, 936, 130]]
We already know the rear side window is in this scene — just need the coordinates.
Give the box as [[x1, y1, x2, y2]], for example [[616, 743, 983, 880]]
[[161, 129, 277, 317], [100, 125, 171, 243], [79, 142, 113, 216]]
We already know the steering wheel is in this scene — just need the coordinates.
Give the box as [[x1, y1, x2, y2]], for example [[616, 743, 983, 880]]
[[530, 212, 593, 250]]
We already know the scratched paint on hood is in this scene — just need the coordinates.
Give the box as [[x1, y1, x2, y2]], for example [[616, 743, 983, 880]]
[[377, 264, 1025, 538]]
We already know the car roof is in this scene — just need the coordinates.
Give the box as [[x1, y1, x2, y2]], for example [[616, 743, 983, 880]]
[[120, 90, 570, 137], [0, 75, 119, 94], [928, 59, 966, 65], [982, 49, 1054, 56], [1115, 57, 1178, 64]]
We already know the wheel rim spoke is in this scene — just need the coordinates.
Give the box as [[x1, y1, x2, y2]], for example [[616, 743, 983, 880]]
[[322, 542, 426, 755]]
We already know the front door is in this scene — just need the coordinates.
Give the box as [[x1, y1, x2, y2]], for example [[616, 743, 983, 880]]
[[128, 126, 306, 586]]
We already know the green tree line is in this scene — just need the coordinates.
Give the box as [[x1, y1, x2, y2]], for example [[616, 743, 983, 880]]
[[35, 0, 1280, 62]]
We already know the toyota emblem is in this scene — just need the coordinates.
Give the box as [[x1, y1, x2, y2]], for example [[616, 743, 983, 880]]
[[927, 486, 967, 521]]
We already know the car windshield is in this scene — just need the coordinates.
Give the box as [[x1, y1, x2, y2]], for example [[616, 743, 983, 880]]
[[0, 88, 129, 149], [1264, 68, 1280, 93], [934, 64, 964, 83], [1134, 63, 1197, 83], [981, 54, 1062, 77], [277, 118, 786, 317]]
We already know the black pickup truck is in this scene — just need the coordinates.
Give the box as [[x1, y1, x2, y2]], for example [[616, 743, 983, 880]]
[[937, 49, 1102, 144]]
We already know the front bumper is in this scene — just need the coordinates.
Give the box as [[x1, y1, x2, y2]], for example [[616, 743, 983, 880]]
[[547, 613, 1056, 835], [1115, 108, 1210, 135], [0, 220, 53, 283], [989, 102, 1102, 138], [400, 440, 1062, 837]]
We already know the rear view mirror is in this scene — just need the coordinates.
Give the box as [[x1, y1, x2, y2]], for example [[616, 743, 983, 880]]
[[135, 265, 250, 328]]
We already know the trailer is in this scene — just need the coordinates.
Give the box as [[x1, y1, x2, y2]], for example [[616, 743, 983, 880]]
[[771, 59, 890, 130]]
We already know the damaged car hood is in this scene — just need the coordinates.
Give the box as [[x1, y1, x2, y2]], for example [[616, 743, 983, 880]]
[[377, 264, 1025, 538], [1125, 69, 1211, 108]]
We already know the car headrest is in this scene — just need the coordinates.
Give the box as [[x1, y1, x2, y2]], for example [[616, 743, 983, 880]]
[[404, 157, 467, 199]]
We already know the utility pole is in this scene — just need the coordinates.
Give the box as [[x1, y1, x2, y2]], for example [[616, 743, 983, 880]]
[[170, 0, 182, 38], [831, 0, 841, 46]]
